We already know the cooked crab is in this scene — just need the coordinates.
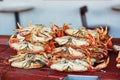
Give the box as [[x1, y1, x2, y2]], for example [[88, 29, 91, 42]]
[[13, 24, 53, 42], [9, 53, 48, 69], [51, 46, 86, 59], [64, 27, 99, 38], [50, 58, 90, 72], [50, 57, 109, 72], [64, 26, 105, 38], [55, 36, 91, 48], [9, 40, 45, 53], [64, 26, 112, 49], [8, 23, 112, 72]]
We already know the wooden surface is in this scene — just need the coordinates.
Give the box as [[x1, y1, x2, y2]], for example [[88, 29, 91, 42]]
[[0, 35, 120, 80]]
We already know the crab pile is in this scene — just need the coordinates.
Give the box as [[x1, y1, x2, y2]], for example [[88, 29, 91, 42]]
[[8, 22, 112, 72], [9, 23, 53, 69]]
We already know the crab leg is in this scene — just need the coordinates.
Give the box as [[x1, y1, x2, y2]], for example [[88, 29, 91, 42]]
[[92, 57, 109, 71]]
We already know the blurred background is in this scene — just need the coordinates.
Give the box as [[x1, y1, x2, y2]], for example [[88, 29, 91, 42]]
[[0, 0, 120, 37]]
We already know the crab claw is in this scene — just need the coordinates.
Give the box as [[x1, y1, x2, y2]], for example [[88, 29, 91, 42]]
[[13, 23, 24, 32], [9, 35, 19, 43], [102, 26, 108, 36], [63, 24, 70, 30], [92, 57, 109, 71]]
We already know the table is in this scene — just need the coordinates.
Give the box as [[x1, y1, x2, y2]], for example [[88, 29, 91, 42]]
[[0, 3, 34, 29], [112, 4, 120, 11], [0, 35, 120, 80]]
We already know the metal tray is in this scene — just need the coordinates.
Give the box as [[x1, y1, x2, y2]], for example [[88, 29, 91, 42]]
[[63, 74, 100, 80]]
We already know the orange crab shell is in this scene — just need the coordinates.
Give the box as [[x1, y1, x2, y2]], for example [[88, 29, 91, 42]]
[[9, 35, 45, 54], [9, 42, 45, 54]]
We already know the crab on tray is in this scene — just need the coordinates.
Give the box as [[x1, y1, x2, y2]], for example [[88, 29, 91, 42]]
[[8, 22, 113, 71], [8, 23, 54, 69]]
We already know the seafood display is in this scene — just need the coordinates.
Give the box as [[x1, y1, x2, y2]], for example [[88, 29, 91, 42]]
[[9, 24, 53, 53], [8, 22, 112, 71], [9, 53, 48, 69], [8, 23, 53, 69]]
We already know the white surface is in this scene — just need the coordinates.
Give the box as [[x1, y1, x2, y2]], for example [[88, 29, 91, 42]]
[[0, 0, 120, 37]]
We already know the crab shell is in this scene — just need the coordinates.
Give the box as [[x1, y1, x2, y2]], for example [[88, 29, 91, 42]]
[[14, 24, 53, 43], [65, 27, 99, 38], [52, 47, 85, 59], [50, 57, 109, 72], [64, 27, 87, 37], [50, 58, 90, 72], [11, 60, 44, 69], [30, 24, 53, 42], [32, 34, 52, 43], [15, 24, 53, 36], [9, 41, 45, 53], [55, 36, 90, 48], [9, 53, 28, 62], [16, 27, 52, 43], [9, 53, 48, 69], [9, 35, 45, 53]]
